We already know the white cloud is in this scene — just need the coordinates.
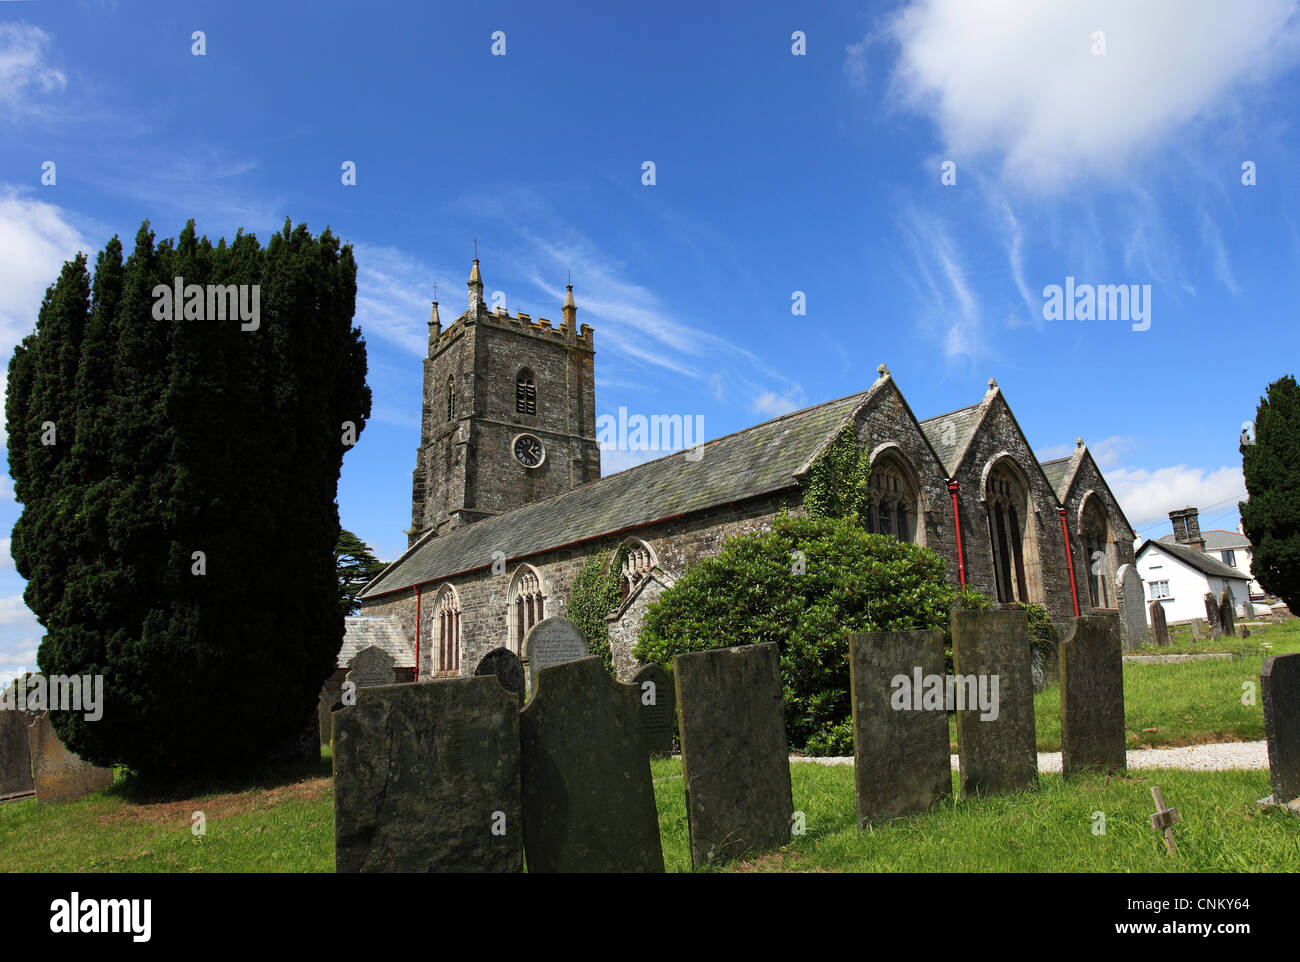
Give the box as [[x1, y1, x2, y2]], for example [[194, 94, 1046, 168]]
[[0, 539, 11, 570], [886, 0, 1300, 191], [0, 188, 89, 357], [897, 206, 990, 363], [753, 389, 807, 418], [1107, 463, 1246, 533], [1200, 210, 1242, 295], [599, 447, 665, 476], [0, 23, 67, 116]]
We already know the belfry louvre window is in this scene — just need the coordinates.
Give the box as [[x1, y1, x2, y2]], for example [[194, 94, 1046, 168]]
[[516, 369, 536, 415]]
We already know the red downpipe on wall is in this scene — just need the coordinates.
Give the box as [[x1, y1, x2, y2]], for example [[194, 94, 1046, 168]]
[[413, 585, 422, 681], [1058, 507, 1081, 617], [947, 481, 966, 587]]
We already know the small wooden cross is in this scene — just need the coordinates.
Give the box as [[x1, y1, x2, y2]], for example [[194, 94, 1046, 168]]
[[1149, 785, 1180, 855]]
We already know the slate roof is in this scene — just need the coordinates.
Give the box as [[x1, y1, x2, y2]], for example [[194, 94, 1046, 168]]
[[1138, 539, 1250, 582], [918, 404, 981, 476], [1158, 530, 1251, 550], [359, 389, 871, 598], [1039, 457, 1072, 496], [338, 616, 415, 668]]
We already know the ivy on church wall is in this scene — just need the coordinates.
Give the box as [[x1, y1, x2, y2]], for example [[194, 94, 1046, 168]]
[[566, 543, 629, 676], [802, 425, 874, 524]]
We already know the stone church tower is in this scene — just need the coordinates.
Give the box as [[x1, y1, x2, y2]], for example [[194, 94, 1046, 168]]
[[408, 258, 601, 546]]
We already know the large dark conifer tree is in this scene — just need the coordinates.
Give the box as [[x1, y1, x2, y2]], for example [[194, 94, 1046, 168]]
[[6, 219, 371, 775], [1241, 375, 1300, 613]]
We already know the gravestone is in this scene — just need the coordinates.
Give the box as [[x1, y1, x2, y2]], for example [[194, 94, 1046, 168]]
[[1218, 588, 1236, 638], [1058, 615, 1127, 777], [474, 647, 526, 705], [1204, 594, 1223, 639], [346, 645, 395, 689], [848, 629, 951, 826], [27, 713, 114, 805], [521, 617, 588, 696], [951, 609, 1037, 797], [1149, 600, 1169, 647], [0, 706, 36, 796], [1261, 654, 1300, 805], [317, 674, 344, 746], [333, 677, 522, 872], [674, 643, 793, 867], [520, 657, 663, 872], [1190, 618, 1205, 642], [1115, 564, 1148, 650], [630, 663, 675, 756]]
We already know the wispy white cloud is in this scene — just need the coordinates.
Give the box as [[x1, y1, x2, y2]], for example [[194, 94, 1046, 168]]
[[0, 23, 66, 118], [896, 205, 989, 364], [1200, 209, 1242, 295], [885, 0, 1300, 192], [1108, 463, 1246, 534], [753, 388, 808, 418]]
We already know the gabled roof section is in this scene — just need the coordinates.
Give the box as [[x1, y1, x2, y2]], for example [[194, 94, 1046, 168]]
[[1159, 530, 1251, 550], [1039, 457, 1072, 497], [1137, 539, 1250, 582], [359, 389, 871, 598], [918, 403, 981, 476]]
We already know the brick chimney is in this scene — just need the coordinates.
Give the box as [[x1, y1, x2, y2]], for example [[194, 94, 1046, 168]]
[[1169, 507, 1205, 553]]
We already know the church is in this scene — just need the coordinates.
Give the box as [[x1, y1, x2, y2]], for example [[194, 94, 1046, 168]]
[[351, 258, 1137, 682]]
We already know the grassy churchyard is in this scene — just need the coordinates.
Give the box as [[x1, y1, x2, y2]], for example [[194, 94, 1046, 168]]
[[3, 619, 1298, 873]]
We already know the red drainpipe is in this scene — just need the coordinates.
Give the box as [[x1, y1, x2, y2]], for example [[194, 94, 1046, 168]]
[[413, 585, 422, 681], [947, 481, 966, 587], [1059, 507, 1080, 617]]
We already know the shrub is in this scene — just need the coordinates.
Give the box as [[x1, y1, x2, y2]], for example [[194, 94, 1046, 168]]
[[633, 513, 962, 755], [566, 545, 628, 676]]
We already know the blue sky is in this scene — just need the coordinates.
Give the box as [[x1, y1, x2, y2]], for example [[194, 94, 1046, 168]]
[[2, 0, 1298, 676]]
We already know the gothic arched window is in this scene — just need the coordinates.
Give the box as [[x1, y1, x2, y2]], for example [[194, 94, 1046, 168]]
[[516, 369, 536, 415], [864, 456, 920, 544], [434, 586, 460, 673], [446, 376, 455, 421], [1080, 496, 1112, 609], [509, 566, 545, 653], [986, 463, 1031, 604], [619, 539, 656, 600]]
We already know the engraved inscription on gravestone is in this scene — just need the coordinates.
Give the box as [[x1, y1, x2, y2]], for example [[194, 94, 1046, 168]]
[[521, 617, 588, 694], [347, 645, 395, 689], [631, 663, 674, 756]]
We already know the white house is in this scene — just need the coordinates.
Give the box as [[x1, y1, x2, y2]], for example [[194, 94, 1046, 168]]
[[1135, 538, 1252, 625], [1157, 524, 1263, 598]]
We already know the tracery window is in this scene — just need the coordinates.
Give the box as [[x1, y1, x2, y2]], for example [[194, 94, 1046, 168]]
[[864, 457, 919, 544], [435, 586, 460, 673], [510, 567, 545, 652], [986, 464, 1031, 604], [620, 540, 654, 600], [1080, 497, 1112, 609]]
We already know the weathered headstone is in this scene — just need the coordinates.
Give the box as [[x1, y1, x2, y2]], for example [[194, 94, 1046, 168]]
[[1115, 564, 1148, 650], [848, 629, 951, 826], [27, 713, 114, 805], [951, 609, 1037, 796], [520, 657, 663, 872], [1058, 615, 1126, 777], [1261, 654, 1300, 805], [674, 643, 793, 867], [346, 645, 395, 689], [1218, 588, 1236, 638], [1204, 593, 1223, 639], [521, 617, 588, 695], [0, 706, 36, 796], [1149, 600, 1169, 647], [317, 673, 344, 746], [334, 677, 522, 872], [630, 662, 675, 756], [474, 647, 526, 705]]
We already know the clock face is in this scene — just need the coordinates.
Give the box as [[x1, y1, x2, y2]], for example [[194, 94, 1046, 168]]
[[513, 434, 545, 468]]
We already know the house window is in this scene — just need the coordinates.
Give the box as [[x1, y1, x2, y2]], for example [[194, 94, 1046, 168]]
[[435, 587, 460, 673], [509, 567, 545, 652], [864, 457, 920, 544], [985, 464, 1031, 604], [1149, 580, 1171, 600], [516, 369, 536, 415], [1221, 550, 1236, 567]]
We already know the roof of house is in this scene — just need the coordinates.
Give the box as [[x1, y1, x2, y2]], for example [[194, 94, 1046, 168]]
[[1158, 530, 1251, 550], [339, 616, 415, 668], [918, 403, 981, 475], [1138, 539, 1250, 582], [358, 387, 872, 598]]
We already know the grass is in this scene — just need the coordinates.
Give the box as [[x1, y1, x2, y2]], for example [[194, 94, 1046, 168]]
[[5, 754, 1295, 873]]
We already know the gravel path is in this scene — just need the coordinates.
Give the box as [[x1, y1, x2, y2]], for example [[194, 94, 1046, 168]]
[[791, 741, 1269, 772]]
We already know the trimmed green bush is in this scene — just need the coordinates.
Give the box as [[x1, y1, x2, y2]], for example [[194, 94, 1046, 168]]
[[633, 513, 964, 755]]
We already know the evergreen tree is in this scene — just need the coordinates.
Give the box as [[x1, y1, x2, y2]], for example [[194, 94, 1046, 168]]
[[335, 529, 386, 617], [6, 219, 371, 776], [1241, 374, 1300, 612]]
